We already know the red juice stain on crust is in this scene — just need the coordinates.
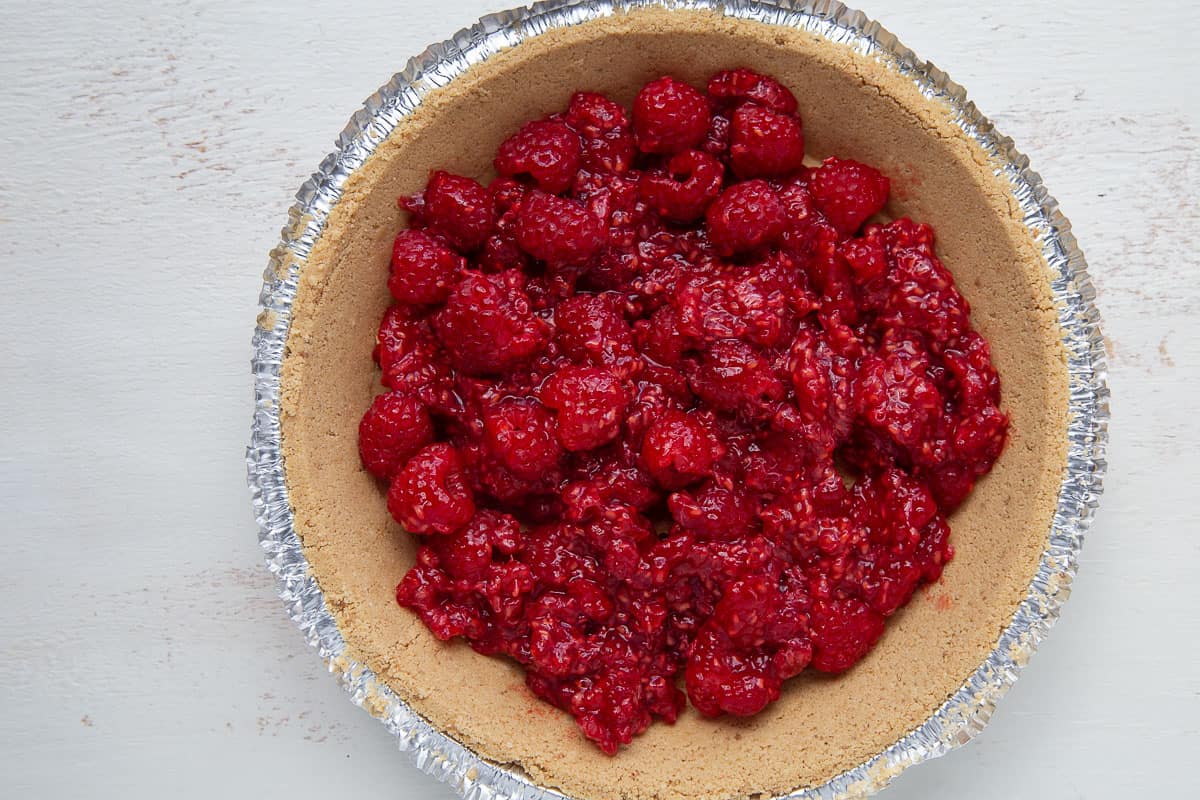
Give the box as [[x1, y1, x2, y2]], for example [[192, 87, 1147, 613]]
[[363, 70, 1009, 754]]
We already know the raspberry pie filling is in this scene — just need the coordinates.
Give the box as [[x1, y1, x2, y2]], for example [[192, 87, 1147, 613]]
[[356, 69, 1010, 754]]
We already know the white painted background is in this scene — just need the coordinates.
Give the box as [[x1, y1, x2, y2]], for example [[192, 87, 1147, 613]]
[[1, 0, 1196, 796]]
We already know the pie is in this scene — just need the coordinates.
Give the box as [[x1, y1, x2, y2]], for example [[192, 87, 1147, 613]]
[[278, 7, 1068, 799]]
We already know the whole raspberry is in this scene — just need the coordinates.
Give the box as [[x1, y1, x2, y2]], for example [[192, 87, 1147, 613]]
[[808, 157, 890, 236], [761, 486, 817, 541], [881, 235, 970, 344], [777, 175, 831, 256], [667, 482, 757, 540], [436, 509, 524, 580], [942, 331, 1001, 409], [375, 304, 422, 373], [540, 366, 629, 452], [632, 76, 710, 155], [788, 330, 833, 425], [641, 409, 723, 489], [565, 91, 636, 173], [672, 256, 805, 348], [855, 351, 943, 450], [387, 229, 465, 306], [638, 149, 725, 222], [839, 232, 888, 283], [705, 179, 786, 257], [634, 305, 692, 367], [373, 309, 458, 417], [924, 463, 974, 511], [358, 392, 435, 480], [494, 119, 582, 194], [402, 171, 493, 252], [685, 627, 780, 717], [387, 443, 476, 535], [809, 597, 885, 673], [553, 293, 641, 379], [729, 104, 805, 179], [952, 403, 1008, 467], [482, 397, 563, 480], [432, 270, 548, 375], [707, 68, 798, 114], [689, 339, 785, 413], [515, 192, 605, 266]]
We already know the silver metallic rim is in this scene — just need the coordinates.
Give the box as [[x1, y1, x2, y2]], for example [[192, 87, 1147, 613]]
[[247, 1, 1109, 796]]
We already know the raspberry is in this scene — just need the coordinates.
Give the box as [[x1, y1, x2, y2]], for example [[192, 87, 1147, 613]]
[[402, 171, 493, 252], [634, 305, 692, 367], [707, 68, 798, 114], [672, 256, 807, 348], [434, 525, 493, 585], [882, 242, 971, 343], [924, 463, 974, 510], [839, 232, 888, 283], [943, 331, 1001, 409], [808, 225, 861, 325], [668, 482, 757, 540], [787, 326, 853, 441], [729, 104, 805, 179], [433, 270, 548, 375], [494, 119, 582, 194], [376, 306, 442, 392], [712, 571, 809, 647], [761, 487, 817, 542], [572, 169, 644, 229], [515, 192, 605, 266], [357, 392, 435, 480], [689, 339, 785, 413], [638, 149, 725, 222], [479, 232, 528, 273], [952, 403, 1008, 467], [685, 628, 779, 717], [387, 443, 476, 535], [561, 462, 660, 519], [632, 76, 710, 154], [641, 409, 723, 489], [809, 157, 890, 236], [554, 293, 642, 379], [705, 179, 786, 256], [489, 176, 529, 219], [482, 397, 563, 480], [913, 515, 953, 582], [565, 91, 636, 173], [540, 366, 629, 452], [777, 176, 830, 256], [387, 229, 465, 306], [855, 351, 943, 450], [809, 597, 885, 673], [702, 112, 731, 157]]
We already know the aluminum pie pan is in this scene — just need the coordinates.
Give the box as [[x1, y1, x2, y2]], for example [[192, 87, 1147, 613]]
[[246, 0, 1109, 796]]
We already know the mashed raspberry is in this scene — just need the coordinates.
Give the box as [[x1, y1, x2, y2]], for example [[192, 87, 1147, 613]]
[[359, 70, 1008, 754]]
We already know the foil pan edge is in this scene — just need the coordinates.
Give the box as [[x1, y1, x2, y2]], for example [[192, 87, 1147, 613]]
[[247, 1, 1110, 797]]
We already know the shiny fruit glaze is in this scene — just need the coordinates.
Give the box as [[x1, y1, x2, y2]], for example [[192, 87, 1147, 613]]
[[357, 70, 1009, 753]]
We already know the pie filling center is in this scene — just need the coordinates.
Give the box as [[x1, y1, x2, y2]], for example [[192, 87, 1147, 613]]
[[354, 68, 1009, 754]]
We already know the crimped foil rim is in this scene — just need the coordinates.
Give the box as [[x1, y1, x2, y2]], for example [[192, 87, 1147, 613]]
[[246, 0, 1109, 797]]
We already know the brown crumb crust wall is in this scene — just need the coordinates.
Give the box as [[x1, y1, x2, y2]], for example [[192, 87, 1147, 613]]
[[279, 8, 1069, 800]]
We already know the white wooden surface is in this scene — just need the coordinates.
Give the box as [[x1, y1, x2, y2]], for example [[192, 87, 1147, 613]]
[[1, 0, 1196, 796]]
